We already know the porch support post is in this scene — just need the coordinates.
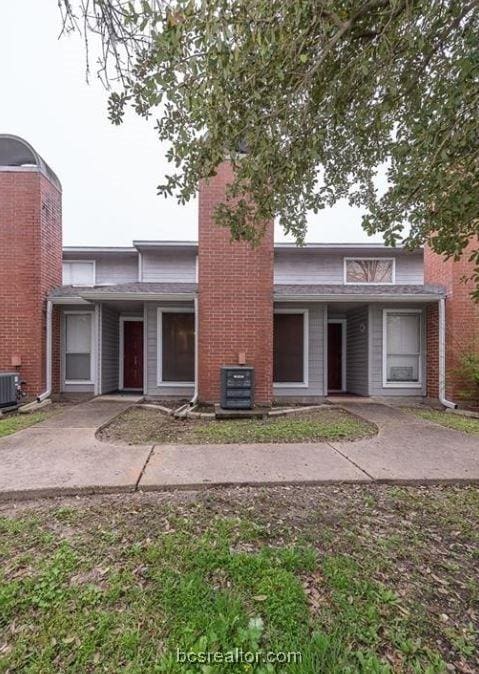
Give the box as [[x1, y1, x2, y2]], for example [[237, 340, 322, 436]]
[[94, 304, 101, 396]]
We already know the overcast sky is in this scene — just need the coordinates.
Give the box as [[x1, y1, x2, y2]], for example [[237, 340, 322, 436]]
[[1, 1, 383, 246]]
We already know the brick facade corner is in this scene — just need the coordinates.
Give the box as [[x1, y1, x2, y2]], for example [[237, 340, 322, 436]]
[[424, 241, 479, 401], [0, 170, 62, 397]]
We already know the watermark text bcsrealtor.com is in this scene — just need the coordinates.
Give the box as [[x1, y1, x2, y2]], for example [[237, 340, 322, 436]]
[[176, 647, 302, 665]]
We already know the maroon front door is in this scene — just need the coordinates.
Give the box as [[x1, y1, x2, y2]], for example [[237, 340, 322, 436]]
[[123, 320, 144, 390], [328, 322, 343, 391]]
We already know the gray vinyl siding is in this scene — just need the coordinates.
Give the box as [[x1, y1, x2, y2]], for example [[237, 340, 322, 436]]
[[142, 250, 196, 282], [368, 303, 427, 396], [60, 304, 96, 394], [274, 250, 423, 285], [100, 306, 119, 393], [95, 255, 138, 284], [145, 301, 195, 398], [63, 252, 139, 285], [273, 302, 326, 398], [346, 306, 369, 396]]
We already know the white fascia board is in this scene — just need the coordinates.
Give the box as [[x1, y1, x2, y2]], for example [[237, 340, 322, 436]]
[[133, 240, 198, 250], [273, 242, 422, 251], [78, 292, 197, 302], [63, 247, 137, 254], [50, 296, 91, 305], [275, 294, 442, 302]]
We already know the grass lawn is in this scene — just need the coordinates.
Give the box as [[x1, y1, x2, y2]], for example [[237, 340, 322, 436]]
[[408, 407, 479, 435], [0, 486, 478, 673], [0, 411, 48, 438], [99, 407, 376, 445], [0, 401, 74, 439]]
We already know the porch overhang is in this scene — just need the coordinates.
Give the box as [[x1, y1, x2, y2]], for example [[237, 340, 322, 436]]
[[274, 283, 445, 303], [49, 282, 197, 304]]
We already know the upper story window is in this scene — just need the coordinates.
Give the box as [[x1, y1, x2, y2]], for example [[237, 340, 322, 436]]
[[62, 261, 95, 286], [344, 257, 395, 284]]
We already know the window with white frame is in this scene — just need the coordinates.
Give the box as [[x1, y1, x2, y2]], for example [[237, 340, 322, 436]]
[[273, 311, 308, 385], [344, 258, 395, 284], [65, 313, 93, 382], [383, 310, 421, 386], [158, 310, 195, 384], [62, 261, 95, 286]]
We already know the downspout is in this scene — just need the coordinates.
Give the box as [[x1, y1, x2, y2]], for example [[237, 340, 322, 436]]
[[174, 294, 199, 417], [438, 297, 457, 409], [189, 294, 199, 406], [37, 299, 53, 402]]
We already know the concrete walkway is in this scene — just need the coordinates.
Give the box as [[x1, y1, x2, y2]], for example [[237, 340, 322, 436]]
[[330, 403, 479, 483], [0, 400, 152, 500], [0, 399, 478, 500]]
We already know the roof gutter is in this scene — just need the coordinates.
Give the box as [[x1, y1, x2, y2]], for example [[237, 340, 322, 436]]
[[438, 297, 457, 409], [50, 297, 91, 305], [275, 294, 443, 303], [78, 292, 196, 302]]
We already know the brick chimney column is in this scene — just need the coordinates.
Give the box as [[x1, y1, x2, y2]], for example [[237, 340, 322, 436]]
[[0, 160, 62, 396], [197, 161, 274, 404]]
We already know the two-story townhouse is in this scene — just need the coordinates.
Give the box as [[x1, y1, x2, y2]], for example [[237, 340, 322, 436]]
[[2, 134, 477, 407]]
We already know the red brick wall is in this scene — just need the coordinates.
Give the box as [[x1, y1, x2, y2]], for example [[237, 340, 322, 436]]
[[198, 161, 274, 404], [0, 170, 62, 396], [424, 242, 479, 400]]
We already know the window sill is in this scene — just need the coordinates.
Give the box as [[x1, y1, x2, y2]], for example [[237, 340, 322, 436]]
[[382, 382, 422, 388], [274, 382, 309, 388], [344, 282, 395, 286], [156, 381, 195, 387], [64, 380, 94, 385]]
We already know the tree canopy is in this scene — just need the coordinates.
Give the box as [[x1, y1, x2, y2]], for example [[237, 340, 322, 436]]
[[59, 1, 479, 265]]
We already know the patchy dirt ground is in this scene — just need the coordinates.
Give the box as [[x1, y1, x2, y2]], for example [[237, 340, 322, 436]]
[[0, 485, 478, 673], [98, 406, 377, 445]]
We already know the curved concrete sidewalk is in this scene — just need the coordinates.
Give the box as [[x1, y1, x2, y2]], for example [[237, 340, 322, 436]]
[[0, 400, 478, 501], [0, 400, 153, 500], [140, 403, 479, 489]]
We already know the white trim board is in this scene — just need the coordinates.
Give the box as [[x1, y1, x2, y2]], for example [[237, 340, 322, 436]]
[[273, 308, 309, 388], [327, 318, 347, 393], [119, 316, 145, 392], [156, 307, 195, 387]]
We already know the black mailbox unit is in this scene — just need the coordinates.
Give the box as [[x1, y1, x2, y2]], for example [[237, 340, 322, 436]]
[[220, 366, 254, 409]]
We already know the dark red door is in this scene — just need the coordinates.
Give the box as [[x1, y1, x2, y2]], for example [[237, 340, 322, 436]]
[[123, 321, 144, 389], [328, 322, 343, 391]]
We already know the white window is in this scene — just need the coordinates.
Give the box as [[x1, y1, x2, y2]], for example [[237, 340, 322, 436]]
[[157, 309, 195, 386], [65, 313, 93, 382], [383, 310, 422, 387], [344, 258, 395, 284], [273, 310, 309, 387], [62, 261, 95, 286]]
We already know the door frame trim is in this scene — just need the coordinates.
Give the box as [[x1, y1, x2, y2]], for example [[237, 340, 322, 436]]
[[119, 316, 144, 391], [327, 318, 347, 393]]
